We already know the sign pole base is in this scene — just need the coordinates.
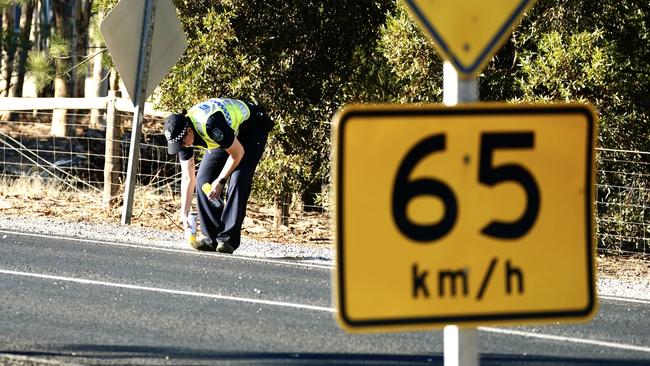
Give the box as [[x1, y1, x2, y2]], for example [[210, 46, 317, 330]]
[[444, 326, 479, 366]]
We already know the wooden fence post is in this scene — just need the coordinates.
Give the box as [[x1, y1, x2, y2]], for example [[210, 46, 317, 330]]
[[103, 90, 122, 208], [273, 191, 291, 229]]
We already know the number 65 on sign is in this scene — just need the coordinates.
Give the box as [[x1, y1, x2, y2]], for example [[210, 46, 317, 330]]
[[333, 103, 598, 332]]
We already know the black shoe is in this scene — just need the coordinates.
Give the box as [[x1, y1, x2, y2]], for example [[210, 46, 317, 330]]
[[191, 238, 216, 251], [216, 242, 235, 254]]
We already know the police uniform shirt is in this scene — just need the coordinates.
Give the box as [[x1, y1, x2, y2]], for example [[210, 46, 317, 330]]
[[178, 114, 235, 161]]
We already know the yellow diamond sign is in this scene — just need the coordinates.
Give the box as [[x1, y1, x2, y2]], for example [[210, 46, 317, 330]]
[[402, 0, 536, 78]]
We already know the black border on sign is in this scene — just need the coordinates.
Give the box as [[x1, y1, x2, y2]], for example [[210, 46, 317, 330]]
[[404, 0, 533, 76], [336, 104, 596, 329]]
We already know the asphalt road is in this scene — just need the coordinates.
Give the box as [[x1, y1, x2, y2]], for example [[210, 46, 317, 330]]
[[0, 230, 648, 366]]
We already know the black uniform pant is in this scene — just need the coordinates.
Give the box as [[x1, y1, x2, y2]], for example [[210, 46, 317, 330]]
[[195, 104, 272, 249]]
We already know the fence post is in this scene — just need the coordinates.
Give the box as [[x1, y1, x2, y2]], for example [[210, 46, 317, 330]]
[[273, 191, 291, 229], [103, 90, 122, 209]]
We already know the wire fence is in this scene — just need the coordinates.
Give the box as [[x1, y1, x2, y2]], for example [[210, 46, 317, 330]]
[[596, 148, 649, 256], [0, 111, 178, 198], [0, 110, 648, 256]]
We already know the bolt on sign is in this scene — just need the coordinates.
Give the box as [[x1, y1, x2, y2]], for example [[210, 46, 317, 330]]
[[401, 0, 536, 78], [333, 103, 598, 332]]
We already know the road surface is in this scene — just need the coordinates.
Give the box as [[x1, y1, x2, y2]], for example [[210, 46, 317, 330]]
[[0, 230, 648, 365]]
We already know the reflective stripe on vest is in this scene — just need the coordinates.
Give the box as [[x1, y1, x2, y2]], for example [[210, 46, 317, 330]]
[[187, 98, 251, 149]]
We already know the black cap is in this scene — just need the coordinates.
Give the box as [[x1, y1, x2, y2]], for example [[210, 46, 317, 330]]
[[163, 113, 189, 155]]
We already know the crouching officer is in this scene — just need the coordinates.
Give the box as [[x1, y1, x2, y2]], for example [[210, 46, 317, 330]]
[[164, 98, 274, 253]]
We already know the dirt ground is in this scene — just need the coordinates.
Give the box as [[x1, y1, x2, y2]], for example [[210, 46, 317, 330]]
[[0, 114, 332, 248], [0, 185, 648, 284], [0, 185, 333, 248]]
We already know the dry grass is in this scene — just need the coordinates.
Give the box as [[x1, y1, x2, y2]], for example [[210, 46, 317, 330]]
[[0, 175, 333, 247], [597, 254, 649, 280], [1, 175, 648, 282]]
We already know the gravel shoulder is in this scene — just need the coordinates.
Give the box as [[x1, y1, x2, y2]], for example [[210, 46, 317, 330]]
[[0, 214, 648, 301], [0, 214, 334, 265]]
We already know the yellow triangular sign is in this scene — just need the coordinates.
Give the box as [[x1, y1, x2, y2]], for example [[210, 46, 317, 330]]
[[402, 0, 536, 78]]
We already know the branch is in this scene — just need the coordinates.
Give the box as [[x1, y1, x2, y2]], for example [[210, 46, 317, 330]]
[[64, 47, 108, 77]]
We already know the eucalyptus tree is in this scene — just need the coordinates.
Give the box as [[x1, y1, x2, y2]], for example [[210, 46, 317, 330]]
[[0, 0, 96, 134], [0, 0, 33, 122], [50, 0, 77, 135], [7, 0, 34, 99], [0, 1, 19, 97]]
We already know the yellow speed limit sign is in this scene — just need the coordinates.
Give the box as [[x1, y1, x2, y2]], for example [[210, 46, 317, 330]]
[[333, 103, 598, 332]]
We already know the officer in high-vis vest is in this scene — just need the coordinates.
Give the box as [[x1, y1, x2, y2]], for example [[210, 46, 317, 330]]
[[164, 98, 274, 253]]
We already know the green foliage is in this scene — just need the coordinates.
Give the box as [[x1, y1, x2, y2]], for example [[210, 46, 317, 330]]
[[510, 0, 650, 253], [158, 2, 240, 108], [517, 30, 613, 102], [152, 0, 647, 251], [512, 0, 649, 152], [92, 0, 118, 12], [26, 50, 53, 92], [0, 0, 20, 10], [49, 32, 69, 60], [338, 4, 443, 104], [374, 6, 442, 103], [159, 0, 392, 202], [253, 142, 313, 202]]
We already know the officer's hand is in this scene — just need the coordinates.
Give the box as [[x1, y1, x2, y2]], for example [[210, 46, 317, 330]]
[[208, 181, 224, 200], [180, 214, 189, 230]]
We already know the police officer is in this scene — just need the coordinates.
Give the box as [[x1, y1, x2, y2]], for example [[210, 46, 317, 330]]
[[164, 98, 274, 253]]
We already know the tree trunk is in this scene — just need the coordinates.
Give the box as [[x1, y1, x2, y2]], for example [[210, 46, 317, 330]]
[[35, 0, 49, 53], [64, 0, 79, 131], [74, 0, 91, 98], [0, 12, 3, 94], [273, 191, 291, 229], [9, 3, 35, 98], [68, 0, 79, 99], [103, 90, 122, 208], [51, 0, 73, 136], [0, 12, 3, 59], [89, 9, 107, 127], [1, 8, 16, 97], [0, 4, 35, 121], [109, 66, 120, 92], [50, 77, 68, 135], [29, 2, 40, 116]]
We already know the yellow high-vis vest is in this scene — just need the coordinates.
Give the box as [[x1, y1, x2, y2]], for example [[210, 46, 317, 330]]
[[187, 98, 251, 149]]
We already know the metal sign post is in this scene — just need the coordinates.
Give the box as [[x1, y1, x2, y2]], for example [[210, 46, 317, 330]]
[[442, 60, 478, 366], [121, 0, 157, 225], [100, 0, 188, 225]]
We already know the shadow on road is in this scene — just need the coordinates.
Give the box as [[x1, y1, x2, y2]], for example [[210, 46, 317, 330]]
[[3, 345, 650, 366]]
